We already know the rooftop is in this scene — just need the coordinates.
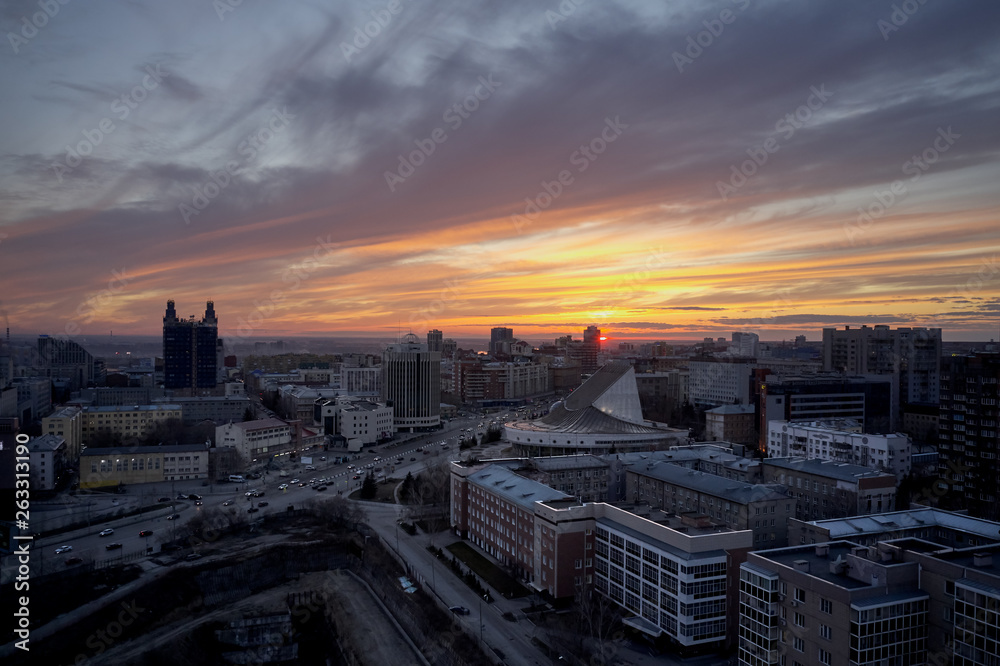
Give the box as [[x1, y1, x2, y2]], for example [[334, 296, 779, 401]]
[[764, 457, 895, 482], [630, 462, 787, 504], [597, 515, 729, 561], [806, 507, 1000, 543], [82, 443, 209, 456], [27, 434, 65, 452], [468, 464, 571, 511], [225, 418, 289, 431], [83, 404, 182, 413], [532, 454, 608, 471], [705, 404, 756, 415]]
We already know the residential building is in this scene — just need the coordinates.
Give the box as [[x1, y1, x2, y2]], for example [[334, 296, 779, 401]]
[[705, 404, 757, 446], [26, 434, 66, 491], [822, 325, 941, 410], [79, 386, 166, 405], [514, 455, 611, 503], [760, 458, 897, 522], [162, 300, 219, 389], [625, 462, 793, 549], [151, 395, 251, 426], [490, 327, 514, 356], [381, 334, 440, 430], [504, 361, 686, 456], [767, 420, 912, 480], [427, 329, 443, 353], [79, 442, 210, 488], [730, 332, 759, 357], [738, 536, 1000, 666], [689, 357, 756, 408], [937, 351, 1000, 521], [80, 404, 183, 446], [42, 405, 83, 461], [216, 418, 292, 465], [788, 506, 1000, 549]]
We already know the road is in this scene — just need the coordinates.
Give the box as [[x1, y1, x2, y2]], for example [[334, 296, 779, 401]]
[[0, 412, 501, 583]]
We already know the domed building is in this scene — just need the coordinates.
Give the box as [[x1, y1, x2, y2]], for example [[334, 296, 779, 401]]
[[505, 361, 686, 456]]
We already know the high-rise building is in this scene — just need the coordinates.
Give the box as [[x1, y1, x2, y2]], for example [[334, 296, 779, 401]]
[[162, 300, 219, 389], [937, 351, 1000, 521], [822, 325, 941, 412], [490, 327, 514, 355], [731, 331, 759, 357], [381, 333, 441, 431], [426, 329, 443, 352], [35, 335, 94, 390]]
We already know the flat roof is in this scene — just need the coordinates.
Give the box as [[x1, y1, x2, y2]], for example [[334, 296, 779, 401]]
[[84, 404, 181, 413], [27, 434, 65, 451], [597, 516, 728, 562], [468, 464, 571, 511], [225, 418, 289, 431], [764, 457, 894, 482], [533, 454, 608, 471], [630, 462, 787, 504], [805, 507, 1000, 542], [754, 542, 875, 590], [82, 443, 208, 456]]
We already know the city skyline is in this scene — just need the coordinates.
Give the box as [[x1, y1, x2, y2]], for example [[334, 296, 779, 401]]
[[1, 2, 999, 342]]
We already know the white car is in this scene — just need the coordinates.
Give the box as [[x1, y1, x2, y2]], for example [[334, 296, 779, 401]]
[[289, 478, 300, 484], [278, 483, 288, 490], [99, 528, 114, 537], [55, 545, 73, 554]]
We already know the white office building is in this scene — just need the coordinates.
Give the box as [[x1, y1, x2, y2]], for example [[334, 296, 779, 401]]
[[767, 420, 911, 480]]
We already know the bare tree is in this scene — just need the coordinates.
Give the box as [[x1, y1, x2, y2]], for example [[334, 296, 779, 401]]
[[573, 579, 626, 664]]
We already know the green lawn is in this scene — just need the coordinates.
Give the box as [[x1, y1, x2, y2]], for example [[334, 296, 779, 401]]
[[446, 541, 530, 599]]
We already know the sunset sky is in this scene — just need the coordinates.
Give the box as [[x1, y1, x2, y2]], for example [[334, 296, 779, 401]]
[[1, 0, 999, 343]]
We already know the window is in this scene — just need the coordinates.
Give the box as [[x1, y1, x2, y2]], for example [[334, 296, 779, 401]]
[[794, 612, 805, 628], [795, 587, 806, 603], [819, 624, 831, 640], [818, 648, 831, 665], [793, 637, 804, 652], [820, 597, 832, 614]]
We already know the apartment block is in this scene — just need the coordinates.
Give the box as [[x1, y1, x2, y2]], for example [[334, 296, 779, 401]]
[[216, 418, 292, 465], [689, 357, 756, 408], [767, 420, 912, 480], [41, 405, 83, 461], [760, 458, 897, 522], [706, 404, 758, 446], [81, 404, 183, 446]]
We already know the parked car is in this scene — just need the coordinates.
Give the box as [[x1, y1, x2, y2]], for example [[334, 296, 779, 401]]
[[257, 501, 269, 507], [55, 545, 73, 554], [139, 530, 153, 537], [449, 606, 471, 615], [247, 507, 259, 514], [105, 542, 123, 551], [316, 485, 327, 492], [99, 528, 114, 537]]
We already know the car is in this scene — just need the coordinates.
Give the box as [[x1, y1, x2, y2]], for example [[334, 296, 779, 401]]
[[105, 542, 123, 551], [352, 475, 360, 480], [99, 528, 114, 537], [188, 494, 202, 500], [139, 530, 153, 537], [411, 457, 416, 461], [247, 507, 259, 513], [176, 494, 187, 500], [55, 545, 73, 554], [257, 501, 269, 507], [278, 483, 288, 490], [65, 556, 84, 566], [158, 497, 171, 503], [223, 499, 233, 506], [195, 500, 203, 506], [299, 482, 307, 487], [166, 513, 180, 520], [289, 478, 300, 484], [184, 553, 202, 561], [316, 486, 327, 492], [320, 456, 327, 461], [305, 465, 316, 471], [449, 606, 471, 615]]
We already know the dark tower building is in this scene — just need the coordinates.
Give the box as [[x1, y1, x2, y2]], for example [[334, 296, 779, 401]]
[[937, 351, 1000, 522], [163, 300, 219, 389], [427, 329, 443, 353], [490, 327, 514, 356]]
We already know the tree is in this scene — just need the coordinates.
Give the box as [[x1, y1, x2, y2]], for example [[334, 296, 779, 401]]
[[242, 407, 256, 422], [360, 473, 378, 500], [400, 472, 415, 504]]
